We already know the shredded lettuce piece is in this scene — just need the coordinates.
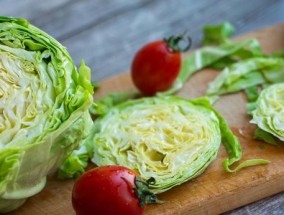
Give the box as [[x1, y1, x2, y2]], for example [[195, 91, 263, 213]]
[[251, 83, 284, 142], [202, 22, 235, 45], [90, 96, 268, 193], [162, 39, 262, 95], [58, 91, 140, 179], [206, 57, 284, 96]]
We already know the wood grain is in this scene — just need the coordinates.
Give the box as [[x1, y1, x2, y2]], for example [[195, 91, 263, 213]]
[[0, 0, 283, 81], [7, 23, 284, 215]]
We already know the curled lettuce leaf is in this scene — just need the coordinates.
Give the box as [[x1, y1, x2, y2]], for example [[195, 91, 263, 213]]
[[0, 17, 93, 212], [162, 39, 262, 95], [251, 83, 284, 141], [90, 96, 268, 193], [206, 57, 284, 97]]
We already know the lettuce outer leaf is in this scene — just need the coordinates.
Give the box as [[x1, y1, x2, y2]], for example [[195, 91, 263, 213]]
[[0, 17, 93, 212], [254, 128, 278, 146], [89, 91, 140, 116]]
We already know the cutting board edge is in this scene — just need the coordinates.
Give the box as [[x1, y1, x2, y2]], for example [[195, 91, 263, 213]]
[[147, 172, 284, 215]]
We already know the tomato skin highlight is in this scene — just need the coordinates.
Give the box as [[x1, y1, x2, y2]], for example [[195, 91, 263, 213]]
[[131, 40, 181, 96], [72, 166, 143, 215]]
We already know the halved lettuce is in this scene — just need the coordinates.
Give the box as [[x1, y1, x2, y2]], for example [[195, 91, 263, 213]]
[[0, 17, 93, 212], [90, 96, 268, 193], [251, 83, 284, 141], [162, 39, 262, 95]]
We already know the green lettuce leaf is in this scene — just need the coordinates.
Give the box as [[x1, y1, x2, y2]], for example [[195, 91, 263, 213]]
[[251, 83, 284, 141], [89, 91, 140, 116], [206, 57, 284, 96], [162, 39, 262, 95], [254, 128, 278, 146]]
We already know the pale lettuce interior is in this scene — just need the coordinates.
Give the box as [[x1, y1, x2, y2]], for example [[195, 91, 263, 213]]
[[0, 17, 93, 213]]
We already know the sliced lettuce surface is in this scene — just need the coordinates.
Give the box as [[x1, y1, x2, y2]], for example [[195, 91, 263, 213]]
[[90, 96, 268, 193], [251, 83, 284, 142]]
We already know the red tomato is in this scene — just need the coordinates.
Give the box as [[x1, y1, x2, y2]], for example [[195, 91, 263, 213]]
[[72, 165, 158, 215], [131, 34, 191, 96]]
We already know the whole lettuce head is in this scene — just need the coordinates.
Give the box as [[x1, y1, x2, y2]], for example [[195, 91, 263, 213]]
[[0, 17, 93, 212]]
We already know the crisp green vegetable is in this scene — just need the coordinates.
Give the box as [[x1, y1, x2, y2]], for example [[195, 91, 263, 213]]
[[254, 128, 278, 146], [205, 56, 284, 145], [202, 22, 235, 45], [205, 57, 284, 145], [58, 91, 141, 179], [64, 22, 271, 184], [89, 91, 140, 116], [162, 38, 262, 95], [59, 22, 271, 192], [90, 96, 268, 193], [206, 57, 284, 97], [251, 83, 284, 142], [0, 17, 93, 212]]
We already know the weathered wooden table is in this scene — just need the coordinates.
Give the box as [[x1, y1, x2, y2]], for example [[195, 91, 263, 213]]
[[1, 0, 284, 214]]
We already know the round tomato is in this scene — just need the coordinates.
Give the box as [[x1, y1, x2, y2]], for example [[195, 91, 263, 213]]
[[72, 165, 158, 215], [131, 34, 191, 96]]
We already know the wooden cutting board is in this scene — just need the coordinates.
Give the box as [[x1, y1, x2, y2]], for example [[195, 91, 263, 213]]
[[9, 23, 284, 215]]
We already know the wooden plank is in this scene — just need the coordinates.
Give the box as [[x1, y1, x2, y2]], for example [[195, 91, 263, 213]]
[[9, 23, 284, 215], [59, 0, 283, 81], [0, 0, 283, 81]]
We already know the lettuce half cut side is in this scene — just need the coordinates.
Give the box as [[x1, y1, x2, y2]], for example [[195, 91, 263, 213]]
[[0, 17, 93, 212], [90, 96, 268, 193], [251, 83, 284, 141]]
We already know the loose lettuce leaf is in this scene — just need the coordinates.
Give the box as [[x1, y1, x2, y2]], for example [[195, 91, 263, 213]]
[[206, 57, 284, 96], [0, 17, 93, 212], [58, 91, 140, 179], [162, 39, 262, 95], [254, 128, 278, 146], [202, 22, 235, 45], [89, 91, 140, 116]]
